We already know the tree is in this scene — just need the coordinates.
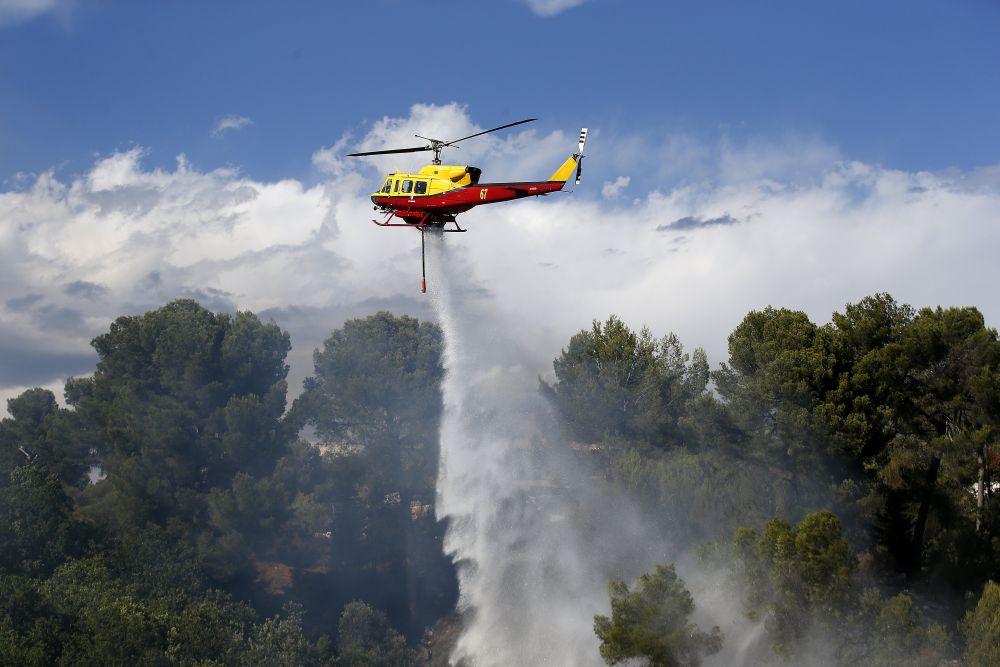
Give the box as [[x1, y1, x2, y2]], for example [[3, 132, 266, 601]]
[[713, 306, 835, 470], [545, 316, 709, 446], [963, 580, 1000, 667], [827, 304, 999, 576], [294, 313, 455, 640], [712, 296, 1000, 581], [593, 563, 722, 667], [0, 465, 80, 575], [732, 510, 952, 665], [336, 601, 419, 667], [818, 294, 916, 461], [294, 312, 443, 559], [1, 389, 92, 486], [242, 603, 330, 667], [733, 510, 856, 646], [71, 299, 291, 526], [297, 311, 443, 491]]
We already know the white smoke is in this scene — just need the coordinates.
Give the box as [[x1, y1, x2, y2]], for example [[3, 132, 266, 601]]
[[426, 232, 677, 665]]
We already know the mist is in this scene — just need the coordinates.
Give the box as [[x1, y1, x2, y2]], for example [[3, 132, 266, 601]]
[[428, 233, 681, 665]]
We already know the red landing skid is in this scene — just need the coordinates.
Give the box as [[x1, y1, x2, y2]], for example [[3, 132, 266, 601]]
[[371, 211, 466, 292]]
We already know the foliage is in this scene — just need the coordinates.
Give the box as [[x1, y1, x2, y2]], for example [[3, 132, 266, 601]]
[[0, 301, 445, 665], [298, 310, 443, 486], [0, 554, 333, 666], [731, 511, 952, 665], [292, 312, 456, 639], [733, 511, 856, 646], [593, 563, 722, 667], [69, 300, 292, 530], [962, 580, 1000, 667], [4, 291, 1000, 662], [544, 315, 709, 445], [336, 601, 420, 667], [241, 603, 331, 667], [0, 465, 80, 576]]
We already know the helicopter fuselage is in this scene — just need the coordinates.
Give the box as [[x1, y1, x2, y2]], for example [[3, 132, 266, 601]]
[[370, 157, 578, 225]]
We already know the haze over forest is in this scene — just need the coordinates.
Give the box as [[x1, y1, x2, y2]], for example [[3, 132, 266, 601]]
[[2, 288, 1000, 665]]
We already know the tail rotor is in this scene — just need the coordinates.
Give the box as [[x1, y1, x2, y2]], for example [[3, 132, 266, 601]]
[[575, 127, 588, 185]]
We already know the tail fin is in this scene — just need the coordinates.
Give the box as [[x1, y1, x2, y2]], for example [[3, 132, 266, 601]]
[[547, 127, 588, 183], [548, 155, 579, 183]]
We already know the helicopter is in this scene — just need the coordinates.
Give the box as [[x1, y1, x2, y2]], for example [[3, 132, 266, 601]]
[[347, 118, 588, 292]]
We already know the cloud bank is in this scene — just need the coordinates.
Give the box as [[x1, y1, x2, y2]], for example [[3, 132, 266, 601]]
[[3, 103, 1000, 414]]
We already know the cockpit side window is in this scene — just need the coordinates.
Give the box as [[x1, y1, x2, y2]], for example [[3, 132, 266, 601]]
[[393, 179, 400, 193], [414, 180, 428, 195], [382, 179, 392, 193], [401, 180, 413, 193]]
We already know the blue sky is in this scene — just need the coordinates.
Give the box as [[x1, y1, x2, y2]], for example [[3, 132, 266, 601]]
[[2, 0, 999, 187], [3, 0, 1000, 409]]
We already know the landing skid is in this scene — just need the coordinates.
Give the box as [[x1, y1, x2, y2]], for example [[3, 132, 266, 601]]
[[372, 211, 466, 231]]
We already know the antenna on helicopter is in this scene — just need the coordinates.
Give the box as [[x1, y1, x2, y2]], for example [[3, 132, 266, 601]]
[[347, 118, 537, 165]]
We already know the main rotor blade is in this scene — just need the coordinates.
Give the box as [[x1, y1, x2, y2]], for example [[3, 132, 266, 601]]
[[443, 118, 538, 146], [346, 146, 430, 157]]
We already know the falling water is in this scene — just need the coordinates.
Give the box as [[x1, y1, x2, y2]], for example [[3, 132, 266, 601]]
[[425, 232, 668, 666]]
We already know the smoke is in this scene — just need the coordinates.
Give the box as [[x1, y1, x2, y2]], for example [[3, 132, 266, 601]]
[[426, 232, 676, 665], [422, 228, 875, 667]]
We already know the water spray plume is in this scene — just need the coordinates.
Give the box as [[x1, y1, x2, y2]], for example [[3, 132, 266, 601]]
[[424, 232, 683, 666]]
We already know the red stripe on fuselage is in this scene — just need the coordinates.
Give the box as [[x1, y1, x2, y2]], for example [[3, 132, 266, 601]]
[[372, 180, 565, 215]]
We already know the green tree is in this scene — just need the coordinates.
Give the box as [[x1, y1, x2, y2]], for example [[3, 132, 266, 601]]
[[336, 601, 419, 667], [962, 580, 1000, 667], [818, 294, 916, 461], [164, 590, 256, 665], [295, 313, 443, 559], [732, 510, 952, 665], [593, 563, 722, 667], [1, 388, 93, 486], [545, 316, 708, 446], [73, 300, 291, 527], [242, 603, 330, 667], [297, 311, 443, 490], [734, 510, 856, 647], [0, 571, 60, 666], [713, 306, 837, 477], [0, 465, 80, 575], [710, 295, 1000, 582], [848, 591, 951, 667], [294, 312, 455, 640], [822, 303, 999, 576]]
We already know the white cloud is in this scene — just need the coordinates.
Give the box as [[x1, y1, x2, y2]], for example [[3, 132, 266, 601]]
[[601, 175, 630, 199], [312, 135, 353, 177], [522, 0, 589, 17], [0, 147, 424, 409], [4, 102, 1000, 417], [0, 0, 68, 27], [211, 114, 254, 137]]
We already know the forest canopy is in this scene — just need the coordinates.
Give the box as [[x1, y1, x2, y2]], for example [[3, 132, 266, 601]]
[[1, 294, 998, 665]]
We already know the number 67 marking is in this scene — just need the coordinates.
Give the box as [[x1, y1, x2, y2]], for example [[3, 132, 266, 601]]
[[479, 188, 488, 200]]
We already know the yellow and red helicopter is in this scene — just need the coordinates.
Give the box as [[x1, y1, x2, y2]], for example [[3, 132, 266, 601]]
[[348, 118, 588, 291]]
